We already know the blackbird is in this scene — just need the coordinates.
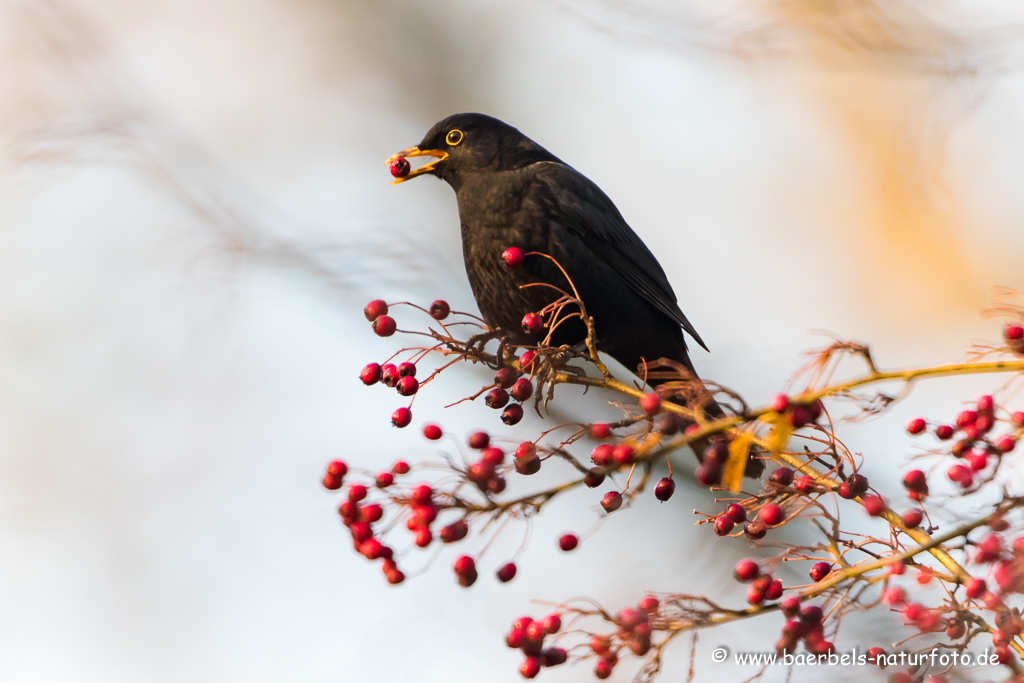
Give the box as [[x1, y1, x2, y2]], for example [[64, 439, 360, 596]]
[[386, 113, 716, 411]]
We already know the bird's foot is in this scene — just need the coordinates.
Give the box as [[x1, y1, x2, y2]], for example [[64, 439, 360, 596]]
[[464, 329, 503, 357]]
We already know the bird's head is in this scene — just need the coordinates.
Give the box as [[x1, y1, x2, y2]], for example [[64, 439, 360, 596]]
[[385, 113, 558, 188]]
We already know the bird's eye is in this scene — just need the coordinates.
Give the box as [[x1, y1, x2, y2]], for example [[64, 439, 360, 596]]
[[446, 129, 464, 146]]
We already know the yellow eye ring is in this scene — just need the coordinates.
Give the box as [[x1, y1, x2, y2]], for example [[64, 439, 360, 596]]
[[446, 129, 464, 146]]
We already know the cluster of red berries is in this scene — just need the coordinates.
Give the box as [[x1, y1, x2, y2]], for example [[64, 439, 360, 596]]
[[505, 613, 567, 679], [589, 435, 675, 503], [582, 596, 662, 679], [775, 597, 834, 656], [361, 298, 455, 427], [970, 533, 1024, 662], [484, 366, 532, 426], [323, 458, 415, 584], [768, 393, 826, 429], [733, 559, 784, 605], [906, 394, 1022, 489], [465, 431, 508, 495]]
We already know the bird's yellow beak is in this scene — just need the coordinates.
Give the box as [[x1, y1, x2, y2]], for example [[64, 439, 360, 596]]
[[385, 147, 448, 184]]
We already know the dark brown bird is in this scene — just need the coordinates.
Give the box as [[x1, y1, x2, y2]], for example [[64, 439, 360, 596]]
[[386, 113, 715, 408]]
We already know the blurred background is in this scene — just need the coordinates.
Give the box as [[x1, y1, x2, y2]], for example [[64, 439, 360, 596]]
[[2, 0, 1024, 681]]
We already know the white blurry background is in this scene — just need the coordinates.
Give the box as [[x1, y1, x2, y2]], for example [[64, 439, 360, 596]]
[[2, 1, 1024, 681]]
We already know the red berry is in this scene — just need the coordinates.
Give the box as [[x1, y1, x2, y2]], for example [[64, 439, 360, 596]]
[[541, 647, 567, 667], [348, 483, 368, 502], [541, 613, 562, 634], [591, 422, 612, 439], [485, 388, 509, 409], [714, 516, 734, 536], [502, 247, 524, 268], [997, 436, 1017, 453], [847, 473, 869, 496], [902, 469, 927, 492], [467, 432, 490, 449], [612, 443, 635, 465], [360, 362, 382, 385], [617, 608, 646, 630], [375, 471, 394, 488], [389, 156, 410, 178], [807, 399, 824, 422], [638, 595, 659, 612], [744, 521, 767, 540], [725, 504, 747, 524], [518, 350, 536, 369], [453, 555, 476, 579], [906, 417, 926, 435], [494, 367, 518, 388], [654, 477, 675, 501], [440, 519, 468, 543], [422, 424, 442, 440], [413, 527, 432, 547], [695, 460, 721, 486], [501, 403, 524, 425], [965, 577, 987, 599], [794, 475, 816, 494], [392, 460, 410, 475], [862, 495, 886, 516], [521, 312, 543, 335], [759, 503, 785, 527], [514, 442, 537, 462], [497, 562, 517, 583], [322, 472, 343, 490], [967, 451, 988, 471], [935, 424, 955, 440], [957, 409, 978, 429], [372, 315, 397, 337], [584, 468, 605, 488], [769, 467, 794, 486], [947, 463, 971, 485], [769, 393, 789, 413], [410, 484, 433, 506], [519, 657, 541, 679], [800, 605, 824, 624], [591, 444, 613, 466], [481, 447, 505, 466], [1012, 411, 1024, 427], [1005, 323, 1024, 341], [428, 299, 450, 320], [510, 378, 534, 401], [901, 509, 924, 528], [391, 407, 412, 427], [639, 392, 662, 416], [882, 586, 906, 605], [809, 562, 832, 582], [594, 659, 614, 679], [866, 646, 885, 664], [788, 405, 810, 428], [558, 533, 578, 551], [363, 299, 388, 321], [781, 596, 801, 618], [601, 491, 623, 512], [766, 578, 783, 601], [380, 364, 400, 387], [703, 440, 729, 463], [396, 376, 419, 396], [734, 559, 760, 582]]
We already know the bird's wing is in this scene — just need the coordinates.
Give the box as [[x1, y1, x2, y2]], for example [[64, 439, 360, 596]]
[[530, 162, 709, 352]]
